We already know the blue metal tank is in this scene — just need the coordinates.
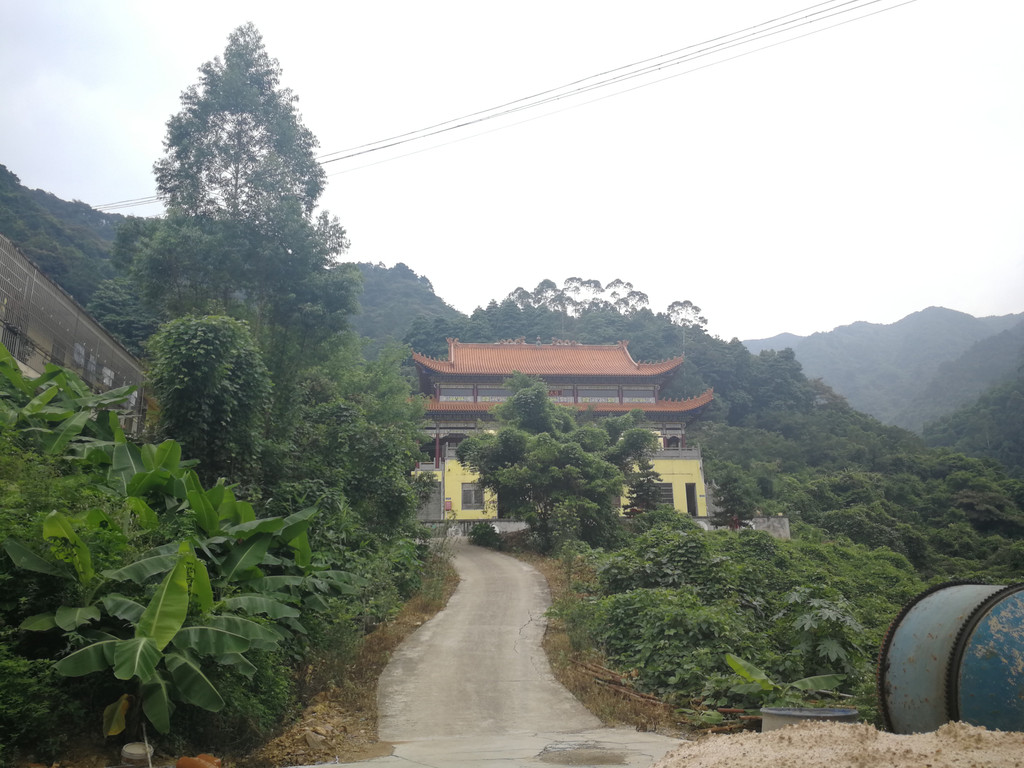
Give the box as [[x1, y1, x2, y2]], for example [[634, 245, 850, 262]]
[[878, 583, 1024, 734], [950, 586, 1024, 731]]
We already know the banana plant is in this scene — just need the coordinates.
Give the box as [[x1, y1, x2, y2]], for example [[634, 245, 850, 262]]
[[5, 468, 364, 734], [0, 343, 138, 457], [7, 524, 275, 734], [725, 653, 845, 708], [1, 344, 367, 733]]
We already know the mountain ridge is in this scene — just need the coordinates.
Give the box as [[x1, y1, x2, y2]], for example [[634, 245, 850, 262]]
[[0, 163, 124, 303], [743, 306, 1024, 431]]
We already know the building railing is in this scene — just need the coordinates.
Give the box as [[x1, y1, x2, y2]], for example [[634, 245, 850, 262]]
[[654, 445, 702, 460], [416, 443, 701, 471]]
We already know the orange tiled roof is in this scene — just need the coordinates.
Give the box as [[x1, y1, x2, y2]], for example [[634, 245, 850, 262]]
[[413, 338, 684, 378], [422, 388, 714, 415]]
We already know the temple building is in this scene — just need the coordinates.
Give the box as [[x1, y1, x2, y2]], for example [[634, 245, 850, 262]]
[[412, 337, 714, 522]]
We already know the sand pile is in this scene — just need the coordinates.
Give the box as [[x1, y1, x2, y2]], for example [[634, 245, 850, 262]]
[[654, 720, 1024, 768]]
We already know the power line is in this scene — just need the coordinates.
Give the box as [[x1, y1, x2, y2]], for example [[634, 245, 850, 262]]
[[327, 0, 918, 178], [316, 0, 857, 163], [316, 0, 910, 168], [317, 0, 877, 166], [93, 0, 915, 212]]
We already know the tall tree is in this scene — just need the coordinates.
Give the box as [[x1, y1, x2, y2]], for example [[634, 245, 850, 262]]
[[155, 22, 325, 222], [87, 276, 161, 356], [121, 23, 358, 349]]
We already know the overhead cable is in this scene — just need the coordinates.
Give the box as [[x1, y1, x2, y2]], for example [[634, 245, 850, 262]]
[[93, 0, 916, 211]]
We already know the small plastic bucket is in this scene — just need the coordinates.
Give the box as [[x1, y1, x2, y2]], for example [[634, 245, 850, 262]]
[[760, 707, 859, 732], [121, 741, 154, 765]]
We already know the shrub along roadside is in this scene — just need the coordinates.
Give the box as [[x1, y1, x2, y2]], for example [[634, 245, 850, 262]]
[[0, 346, 427, 766], [545, 523, 925, 726]]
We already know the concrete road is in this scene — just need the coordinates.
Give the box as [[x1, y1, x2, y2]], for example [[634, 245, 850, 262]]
[[297, 540, 683, 767]]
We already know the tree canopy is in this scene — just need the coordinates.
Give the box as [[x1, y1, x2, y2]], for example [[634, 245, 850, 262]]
[[147, 315, 271, 486], [456, 374, 661, 549], [154, 22, 325, 221], [116, 23, 358, 349]]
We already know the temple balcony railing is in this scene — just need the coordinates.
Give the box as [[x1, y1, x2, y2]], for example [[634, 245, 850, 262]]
[[417, 443, 701, 470], [415, 444, 464, 470], [654, 445, 702, 460]]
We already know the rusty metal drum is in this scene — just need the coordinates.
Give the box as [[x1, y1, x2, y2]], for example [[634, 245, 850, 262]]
[[950, 586, 1024, 731], [878, 583, 1024, 734]]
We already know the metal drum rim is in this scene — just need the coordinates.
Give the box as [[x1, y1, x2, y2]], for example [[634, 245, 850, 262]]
[[876, 580, 987, 733], [945, 583, 1024, 723]]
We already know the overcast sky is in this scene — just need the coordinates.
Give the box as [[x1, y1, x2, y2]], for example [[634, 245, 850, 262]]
[[2, 0, 1022, 341]]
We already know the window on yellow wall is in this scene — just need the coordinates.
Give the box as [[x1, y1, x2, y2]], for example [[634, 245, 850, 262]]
[[462, 483, 485, 510], [655, 483, 674, 506]]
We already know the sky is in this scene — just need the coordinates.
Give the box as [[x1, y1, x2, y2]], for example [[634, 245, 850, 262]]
[[2, 0, 1023, 341]]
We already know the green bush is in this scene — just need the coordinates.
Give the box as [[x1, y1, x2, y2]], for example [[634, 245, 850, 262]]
[[595, 587, 760, 697], [468, 522, 502, 549], [553, 522, 927, 707], [598, 526, 714, 594], [627, 507, 700, 534], [0, 641, 76, 767]]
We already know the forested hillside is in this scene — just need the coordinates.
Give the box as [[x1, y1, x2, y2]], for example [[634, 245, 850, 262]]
[[924, 364, 1024, 480], [744, 307, 1024, 431], [908, 321, 1024, 432], [0, 163, 121, 303], [351, 262, 463, 353]]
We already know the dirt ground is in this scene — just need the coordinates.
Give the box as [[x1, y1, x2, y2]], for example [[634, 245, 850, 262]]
[[239, 689, 394, 767], [654, 720, 1024, 768]]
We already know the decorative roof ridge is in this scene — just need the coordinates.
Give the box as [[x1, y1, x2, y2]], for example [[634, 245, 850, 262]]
[[657, 388, 714, 405], [411, 350, 449, 363], [449, 338, 633, 348], [636, 354, 686, 365]]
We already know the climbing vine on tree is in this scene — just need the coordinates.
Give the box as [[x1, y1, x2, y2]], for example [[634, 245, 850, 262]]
[[147, 315, 271, 487]]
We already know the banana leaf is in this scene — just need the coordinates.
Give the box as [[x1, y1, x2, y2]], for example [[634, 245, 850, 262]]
[[19, 612, 57, 631], [204, 614, 281, 651], [54, 639, 118, 676], [113, 637, 161, 681], [42, 411, 91, 455], [218, 533, 273, 583], [141, 673, 174, 734], [165, 651, 225, 711], [222, 594, 299, 619], [136, 558, 189, 650], [55, 604, 100, 630], [101, 593, 146, 623], [103, 553, 178, 583], [42, 511, 94, 583], [171, 626, 250, 655], [102, 693, 133, 736], [3, 538, 65, 577]]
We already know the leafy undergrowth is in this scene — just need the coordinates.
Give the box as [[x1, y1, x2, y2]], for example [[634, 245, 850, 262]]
[[22, 551, 459, 768], [519, 552, 689, 736]]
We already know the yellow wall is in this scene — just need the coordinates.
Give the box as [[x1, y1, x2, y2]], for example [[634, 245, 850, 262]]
[[651, 457, 709, 518], [417, 457, 707, 520], [443, 460, 497, 520]]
